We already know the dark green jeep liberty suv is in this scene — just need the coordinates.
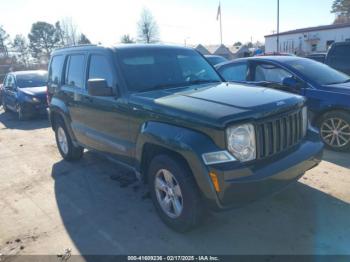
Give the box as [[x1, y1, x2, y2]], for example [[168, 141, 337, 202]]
[[48, 44, 323, 232]]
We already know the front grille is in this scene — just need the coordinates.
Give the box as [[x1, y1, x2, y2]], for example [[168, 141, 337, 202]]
[[256, 109, 304, 159]]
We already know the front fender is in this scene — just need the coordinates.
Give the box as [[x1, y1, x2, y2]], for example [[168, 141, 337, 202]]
[[135, 121, 223, 203]]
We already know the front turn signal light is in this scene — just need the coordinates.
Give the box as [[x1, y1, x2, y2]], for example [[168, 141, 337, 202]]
[[209, 172, 220, 192]]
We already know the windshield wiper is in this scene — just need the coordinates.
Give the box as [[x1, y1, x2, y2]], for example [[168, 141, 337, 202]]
[[187, 79, 221, 85]]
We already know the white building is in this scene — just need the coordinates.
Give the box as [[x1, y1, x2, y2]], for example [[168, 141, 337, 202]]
[[265, 23, 350, 55]]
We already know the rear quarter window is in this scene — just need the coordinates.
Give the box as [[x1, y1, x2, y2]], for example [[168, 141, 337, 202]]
[[48, 55, 65, 88]]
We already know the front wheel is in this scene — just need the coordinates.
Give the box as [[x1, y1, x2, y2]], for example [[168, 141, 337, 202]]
[[55, 119, 84, 161], [2, 97, 9, 112], [319, 111, 350, 152], [16, 104, 27, 121], [148, 154, 204, 232]]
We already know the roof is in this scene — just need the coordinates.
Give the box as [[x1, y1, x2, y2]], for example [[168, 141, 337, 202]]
[[53, 44, 194, 55], [265, 22, 350, 37], [10, 70, 47, 76]]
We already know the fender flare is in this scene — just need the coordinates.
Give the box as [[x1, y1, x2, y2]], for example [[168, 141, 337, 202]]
[[135, 121, 222, 201], [49, 98, 77, 144]]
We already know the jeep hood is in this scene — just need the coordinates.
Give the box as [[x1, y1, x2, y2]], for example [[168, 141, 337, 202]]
[[130, 83, 304, 128], [19, 86, 47, 96]]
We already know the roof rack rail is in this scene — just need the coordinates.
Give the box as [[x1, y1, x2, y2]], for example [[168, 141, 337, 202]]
[[54, 44, 99, 51]]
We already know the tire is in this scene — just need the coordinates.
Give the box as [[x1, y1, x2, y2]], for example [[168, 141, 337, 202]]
[[16, 104, 27, 121], [319, 110, 350, 152], [2, 97, 9, 113], [55, 118, 84, 161], [148, 154, 204, 232]]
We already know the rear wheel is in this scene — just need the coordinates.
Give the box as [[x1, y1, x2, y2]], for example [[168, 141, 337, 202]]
[[148, 154, 204, 232], [55, 118, 84, 161], [319, 111, 350, 152]]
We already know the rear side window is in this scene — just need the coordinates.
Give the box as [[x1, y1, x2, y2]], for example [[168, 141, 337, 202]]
[[48, 55, 65, 88], [88, 55, 114, 87], [220, 63, 247, 82], [65, 55, 85, 88]]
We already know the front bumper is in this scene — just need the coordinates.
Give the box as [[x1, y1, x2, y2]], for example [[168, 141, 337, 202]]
[[21, 102, 48, 116], [203, 129, 323, 210]]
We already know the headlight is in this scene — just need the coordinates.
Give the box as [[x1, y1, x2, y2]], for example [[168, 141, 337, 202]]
[[302, 106, 308, 137], [32, 97, 40, 103], [24, 95, 40, 103], [226, 123, 256, 162]]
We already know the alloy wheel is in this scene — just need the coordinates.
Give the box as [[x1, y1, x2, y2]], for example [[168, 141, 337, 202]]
[[57, 127, 69, 155], [154, 169, 183, 218], [320, 117, 350, 148]]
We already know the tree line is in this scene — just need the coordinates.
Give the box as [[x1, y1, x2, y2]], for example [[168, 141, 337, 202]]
[[0, 8, 159, 74]]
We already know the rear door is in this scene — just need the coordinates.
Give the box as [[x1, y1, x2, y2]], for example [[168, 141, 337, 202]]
[[70, 52, 132, 163], [60, 53, 89, 144]]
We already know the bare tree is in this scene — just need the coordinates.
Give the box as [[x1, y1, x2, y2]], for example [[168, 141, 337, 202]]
[[12, 34, 31, 67], [78, 34, 91, 44], [120, 34, 135, 43], [59, 18, 79, 46], [137, 9, 160, 43], [0, 25, 10, 57]]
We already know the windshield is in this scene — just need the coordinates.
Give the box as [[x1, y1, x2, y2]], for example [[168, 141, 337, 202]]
[[17, 73, 48, 88], [117, 48, 222, 92], [285, 58, 350, 85]]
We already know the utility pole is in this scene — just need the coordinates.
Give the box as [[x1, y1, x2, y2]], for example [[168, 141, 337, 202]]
[[277, 0, 280, 52], [217, 1, 223, 45]]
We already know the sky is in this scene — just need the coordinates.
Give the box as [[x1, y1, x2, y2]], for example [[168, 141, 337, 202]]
[[1, 0, 336, 46]]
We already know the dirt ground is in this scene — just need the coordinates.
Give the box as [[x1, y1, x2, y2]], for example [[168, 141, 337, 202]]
[[0, 108, 349, 257]]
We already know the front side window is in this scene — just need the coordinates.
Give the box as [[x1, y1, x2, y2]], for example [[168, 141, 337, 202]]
[[254, 63, 292, 83], [117, 48, 221, 92], [5, 75, 15, 88], [220, 63, 247, 82], [66, 55, 85, 88], [88, 55, 113, 87], [48, 55, 65, 87]]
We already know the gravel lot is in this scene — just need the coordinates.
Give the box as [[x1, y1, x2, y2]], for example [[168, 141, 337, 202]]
[[0, 108, 349, 256]]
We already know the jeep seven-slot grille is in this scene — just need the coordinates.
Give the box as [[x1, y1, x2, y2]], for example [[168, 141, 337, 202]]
[[256, 109, 304, 159]]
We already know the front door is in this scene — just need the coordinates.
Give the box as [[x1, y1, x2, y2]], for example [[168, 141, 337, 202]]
[[3, 75, 17, 110], [250, 62, 300, 93]]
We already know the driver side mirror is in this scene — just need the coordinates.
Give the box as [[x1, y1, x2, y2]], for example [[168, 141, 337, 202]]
[[282, 77, 300, 89], [87, 79, 114, 97]]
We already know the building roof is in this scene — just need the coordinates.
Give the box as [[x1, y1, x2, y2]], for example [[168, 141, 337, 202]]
[[265, 22, 350, 38]]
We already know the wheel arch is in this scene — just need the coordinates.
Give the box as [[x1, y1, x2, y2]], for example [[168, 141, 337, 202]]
[[135, 121, 222, 203], [313, 107, 350, 127]]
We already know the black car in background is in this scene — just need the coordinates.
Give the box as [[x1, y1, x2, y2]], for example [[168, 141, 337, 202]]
[[1, 70, 48, 120], [204, 55, 228, 66], [325, 42, 350, 75], [305, 53, 326, 63]]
